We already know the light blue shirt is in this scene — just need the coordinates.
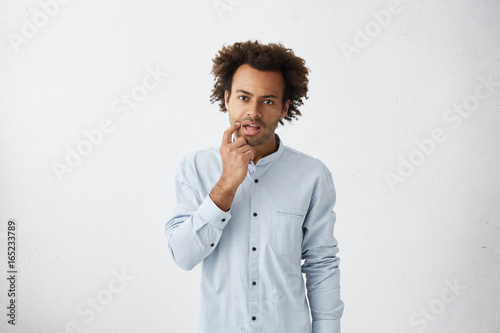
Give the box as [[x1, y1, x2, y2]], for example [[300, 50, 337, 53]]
[[165, 134, 343, 333]]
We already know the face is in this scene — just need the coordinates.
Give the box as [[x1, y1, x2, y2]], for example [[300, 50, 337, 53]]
[[224, 64, 290, 147]]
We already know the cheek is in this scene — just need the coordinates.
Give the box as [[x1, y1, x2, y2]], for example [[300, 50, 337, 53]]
[[267, 117, 281, 130]]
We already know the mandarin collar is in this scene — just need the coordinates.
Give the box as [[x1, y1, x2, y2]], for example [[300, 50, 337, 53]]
[[250, 133, 284, 166]]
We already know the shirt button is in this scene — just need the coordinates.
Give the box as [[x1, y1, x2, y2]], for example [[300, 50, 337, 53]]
[[221, 218, 225, 222], [252, 247, 257, 251], [254, 179, 259, 183], [210, 243, 214, 247], [253, 212, 258, 217], [252, 316, 257, 321], [252, 281, 256, 285]]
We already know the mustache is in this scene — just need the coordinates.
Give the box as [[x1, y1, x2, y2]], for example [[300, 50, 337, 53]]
[[240, 118, 265, 128]]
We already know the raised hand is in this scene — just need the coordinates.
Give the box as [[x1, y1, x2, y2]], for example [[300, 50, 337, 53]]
[[209, 122, 255, 211]]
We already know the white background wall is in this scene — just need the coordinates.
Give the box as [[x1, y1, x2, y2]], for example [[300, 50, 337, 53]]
[[1, 0, 499, 332]]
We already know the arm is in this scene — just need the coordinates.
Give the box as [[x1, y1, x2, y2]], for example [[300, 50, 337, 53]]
[[165, 122, 254, 271], [164, 158, 232, 271], [301, 166, 344, 333]]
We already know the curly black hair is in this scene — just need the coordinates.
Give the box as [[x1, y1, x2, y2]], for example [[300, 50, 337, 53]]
[[210, 40, 309, 125]]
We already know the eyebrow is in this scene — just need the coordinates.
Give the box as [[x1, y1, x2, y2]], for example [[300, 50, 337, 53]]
[[235, 89, 279, 99]]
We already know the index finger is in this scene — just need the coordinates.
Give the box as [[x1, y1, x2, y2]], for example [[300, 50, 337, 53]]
[[222, 122, 241, 144]]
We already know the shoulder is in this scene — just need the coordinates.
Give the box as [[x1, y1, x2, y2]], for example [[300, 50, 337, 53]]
[[281, 145, 335, 199], [282, 145, 332, 178], [179, 146, 220, 167], [175, 146, 220, 180]]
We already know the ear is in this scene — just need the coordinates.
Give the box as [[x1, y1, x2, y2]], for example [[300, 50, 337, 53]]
[[281, 99, 290, 119], [224, 90, 230, 111]]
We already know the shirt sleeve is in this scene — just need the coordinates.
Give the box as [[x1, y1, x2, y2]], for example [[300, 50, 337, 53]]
[[165, 156, 231, 271], [301, 165, 344, 333]]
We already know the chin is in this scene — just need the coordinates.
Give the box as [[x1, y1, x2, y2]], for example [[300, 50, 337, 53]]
[[246, 136, 267, 147], [247, 141, 261, 147]]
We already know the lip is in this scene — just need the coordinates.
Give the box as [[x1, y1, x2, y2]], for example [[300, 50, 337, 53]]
[[242, 121, 262, 128], [241, 121, 262, 136]]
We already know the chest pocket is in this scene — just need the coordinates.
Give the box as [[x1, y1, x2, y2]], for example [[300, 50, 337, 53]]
[[271, 209, 307, 256]]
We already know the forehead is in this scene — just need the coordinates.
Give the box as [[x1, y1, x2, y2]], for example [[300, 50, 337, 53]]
[[231, 64, 285, 98]]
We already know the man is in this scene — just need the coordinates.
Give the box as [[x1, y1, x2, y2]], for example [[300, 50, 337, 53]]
[[165, 40, 344, 333]]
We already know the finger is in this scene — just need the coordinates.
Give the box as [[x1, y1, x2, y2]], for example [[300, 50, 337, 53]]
[[242, 149, 255, 163], [237, 144, 254, 154], [222, 122, 241, 144], [232, 136, 248, 148]]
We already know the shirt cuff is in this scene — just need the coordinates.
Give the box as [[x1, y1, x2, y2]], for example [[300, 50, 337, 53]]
[[312, 319, 341, 333], [196, 193, 232, 230]]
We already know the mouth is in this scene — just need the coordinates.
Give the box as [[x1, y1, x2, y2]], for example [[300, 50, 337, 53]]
[[242, 123, 261, 136]]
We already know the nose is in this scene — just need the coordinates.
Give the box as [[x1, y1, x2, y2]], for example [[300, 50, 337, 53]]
[[246, 101, 262, 119]]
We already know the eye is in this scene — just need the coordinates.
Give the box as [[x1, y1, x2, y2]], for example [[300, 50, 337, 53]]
[[263, 100, 274, 105], [238, 95, 249, 101]]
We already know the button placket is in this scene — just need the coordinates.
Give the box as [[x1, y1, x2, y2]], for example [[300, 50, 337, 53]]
[[249, 169, 261, 324]]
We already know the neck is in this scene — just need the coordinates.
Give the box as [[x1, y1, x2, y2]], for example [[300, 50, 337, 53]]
[[252, 134, 278, 165]]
